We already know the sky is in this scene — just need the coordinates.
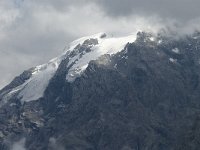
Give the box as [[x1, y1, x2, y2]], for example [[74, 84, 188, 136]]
[[0, 0, 200, 89]]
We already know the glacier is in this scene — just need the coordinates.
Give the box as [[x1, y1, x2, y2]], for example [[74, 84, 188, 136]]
[[9, 32, 138, 102]]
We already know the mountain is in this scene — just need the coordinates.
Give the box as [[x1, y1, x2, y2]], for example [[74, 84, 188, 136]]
[[1, 31, 200, 150]]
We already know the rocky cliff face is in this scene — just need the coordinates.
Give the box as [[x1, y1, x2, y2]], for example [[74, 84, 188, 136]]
[[1, 31, 200, 150]]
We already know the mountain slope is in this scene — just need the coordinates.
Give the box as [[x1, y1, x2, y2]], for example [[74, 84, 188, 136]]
[[1, 31, 200, 150]]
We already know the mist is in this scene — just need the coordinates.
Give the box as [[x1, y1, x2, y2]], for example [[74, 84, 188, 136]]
[[10, 138, 26, 150]]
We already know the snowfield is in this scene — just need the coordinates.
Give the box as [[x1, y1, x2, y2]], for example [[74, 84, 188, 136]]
[[8, 32, 138, 102]]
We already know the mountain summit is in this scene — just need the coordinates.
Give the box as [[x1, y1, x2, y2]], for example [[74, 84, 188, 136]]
[[1, 31, 200, 150], [1, 32, 137, 103]]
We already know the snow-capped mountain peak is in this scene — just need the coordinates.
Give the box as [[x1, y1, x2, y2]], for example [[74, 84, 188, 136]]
[[3, 32, 137, 103], [2, 30, 200, 150], [65, 32, 137, 82]]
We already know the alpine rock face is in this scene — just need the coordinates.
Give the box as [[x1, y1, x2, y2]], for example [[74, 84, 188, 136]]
[[1, 31, 200, 150]]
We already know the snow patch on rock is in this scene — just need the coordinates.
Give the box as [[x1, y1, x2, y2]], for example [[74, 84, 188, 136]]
[[172, 48, 180, 54], [169, 58, 177, 63]]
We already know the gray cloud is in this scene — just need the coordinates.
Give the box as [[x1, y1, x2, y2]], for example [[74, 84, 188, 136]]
[[48, 137, 65, 150], [94, 0, 200, 22], [23, 0, 200, 22], [0, 0, 200, 89], [10, 138, 26, 150]]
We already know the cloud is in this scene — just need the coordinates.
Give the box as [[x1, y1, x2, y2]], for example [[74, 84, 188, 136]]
[[19, 0, 200, 22], [0, 0, 200, 89], [48, 137, 64, 150], [11, 138, 26, 150], [94, 0, 200, 22]]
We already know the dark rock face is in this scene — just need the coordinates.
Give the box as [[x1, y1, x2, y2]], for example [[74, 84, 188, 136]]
[[1, 32, 200, 150]]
